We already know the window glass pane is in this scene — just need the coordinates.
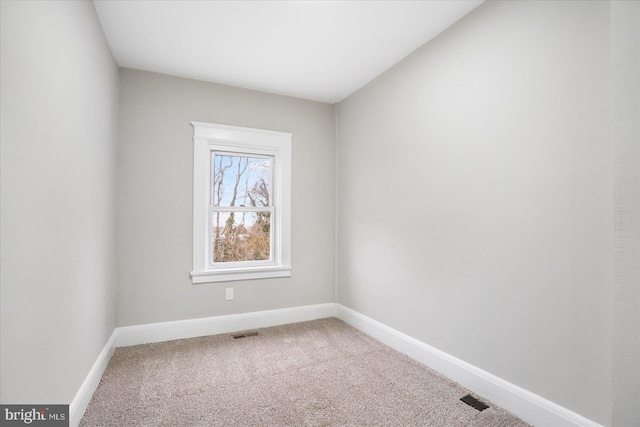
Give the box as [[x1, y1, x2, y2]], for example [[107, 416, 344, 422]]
[[212, 211, 271, 263], [213, 154, 271, 207]]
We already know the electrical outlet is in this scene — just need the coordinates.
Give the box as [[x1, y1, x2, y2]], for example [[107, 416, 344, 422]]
[[225, 288, 234, 301]]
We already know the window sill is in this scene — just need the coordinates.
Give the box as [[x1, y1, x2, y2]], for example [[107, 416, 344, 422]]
[[190, 266, 292, 284]]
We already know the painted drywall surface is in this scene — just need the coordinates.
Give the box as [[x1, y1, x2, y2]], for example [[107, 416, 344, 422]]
[[611, 1, 640, 426], [116, 69, 335, 326], [0, 1, 118, 403], [337, 1, 612, 424]]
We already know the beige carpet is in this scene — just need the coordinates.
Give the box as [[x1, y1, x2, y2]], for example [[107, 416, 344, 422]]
[[80, 318, 531, 426]]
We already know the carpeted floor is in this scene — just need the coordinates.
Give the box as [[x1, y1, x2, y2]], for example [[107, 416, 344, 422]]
[[80, 318, 531, 426]]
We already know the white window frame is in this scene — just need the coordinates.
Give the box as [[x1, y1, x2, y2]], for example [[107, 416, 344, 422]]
[[190, 121, 292, 284]]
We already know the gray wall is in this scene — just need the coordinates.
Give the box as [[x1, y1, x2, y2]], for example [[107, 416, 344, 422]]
[[611, 1, 640, 426], [116, 69, 335, 327], [337, 1, 612, 424], [0, 1, 118, 403]]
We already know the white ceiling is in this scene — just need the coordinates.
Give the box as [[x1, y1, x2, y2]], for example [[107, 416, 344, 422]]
[[93, 1, 483, 104]]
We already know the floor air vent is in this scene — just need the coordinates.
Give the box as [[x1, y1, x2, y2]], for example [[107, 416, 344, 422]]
[[460, 394, 489, 411], [233, 331, 259, 339]]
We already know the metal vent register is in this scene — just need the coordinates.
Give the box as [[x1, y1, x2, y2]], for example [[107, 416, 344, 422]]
[[460, 394, 489, 411], [232, 331, 260, 339]]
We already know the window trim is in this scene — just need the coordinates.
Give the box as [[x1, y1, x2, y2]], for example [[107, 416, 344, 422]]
[[190, 121, 292, 284]]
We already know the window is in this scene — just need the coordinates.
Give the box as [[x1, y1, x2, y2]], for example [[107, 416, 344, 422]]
[[190, 122, 291, 283]]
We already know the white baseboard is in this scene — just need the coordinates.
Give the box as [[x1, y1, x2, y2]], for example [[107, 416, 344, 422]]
[[69, 330, 117, 427], [72, 303, 600, 427], [336, 304, 602, 427], [116, 303, 337, 347]]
